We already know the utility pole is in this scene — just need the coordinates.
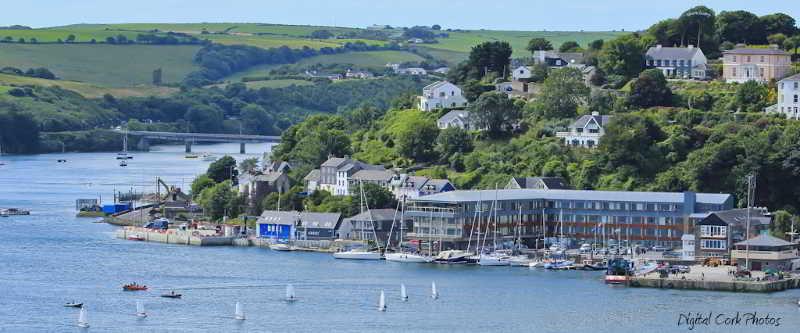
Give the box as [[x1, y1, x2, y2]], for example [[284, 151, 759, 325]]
[[745, 173, 755, 271]]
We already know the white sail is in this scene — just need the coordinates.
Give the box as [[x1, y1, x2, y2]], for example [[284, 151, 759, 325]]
[[378, 290, 386, 311], [77, 307, 89, 328], [286, 284, 295, 301], [136, 300, 147, 317], [234, 302, 245, 320], [431, 281, 438, 299], [400, 283, 408, 301]]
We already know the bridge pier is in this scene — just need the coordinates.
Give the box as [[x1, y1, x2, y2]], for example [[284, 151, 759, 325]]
[[137, 137, 150, 151], [185, 140, 192, 153], [240, 142, 246, 154]]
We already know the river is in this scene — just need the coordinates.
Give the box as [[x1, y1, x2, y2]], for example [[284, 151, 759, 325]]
[[0, 144, 798, 333]]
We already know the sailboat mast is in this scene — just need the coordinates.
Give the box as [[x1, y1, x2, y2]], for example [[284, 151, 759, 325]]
[[493, 184, 498, 251]]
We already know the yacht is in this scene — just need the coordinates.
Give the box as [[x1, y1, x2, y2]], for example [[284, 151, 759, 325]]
[[332, 247, 382, 260], [270, 243, 292, 251], [116, 128, 134, 160], [477, 253, 511, 266], [432, 250, 471, 264], [385, 252, 431, 263]]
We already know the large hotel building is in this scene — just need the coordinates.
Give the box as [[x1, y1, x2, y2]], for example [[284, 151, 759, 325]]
[[405, 189, 733, 250]]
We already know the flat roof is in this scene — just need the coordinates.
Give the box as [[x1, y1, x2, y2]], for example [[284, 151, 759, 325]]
[[408, 189, 731, 205]]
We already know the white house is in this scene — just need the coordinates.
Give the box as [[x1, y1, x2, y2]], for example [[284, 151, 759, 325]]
[[437, 110, 473, 130], [512, 66, 532, 81], [770, 73, 800, 119], [681, 234, 696, 261], [555, 112, 613, 148], [645, 45, 707, 79], [398, 67, 428, 76], [389, 174, 455, 200], [418, 81, 468, 111]]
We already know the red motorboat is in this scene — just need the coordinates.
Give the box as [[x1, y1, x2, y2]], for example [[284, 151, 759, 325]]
[[123, 283, 148, 291]]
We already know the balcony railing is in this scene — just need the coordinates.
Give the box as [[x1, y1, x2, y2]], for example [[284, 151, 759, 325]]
[[730, 249, 798, 261]]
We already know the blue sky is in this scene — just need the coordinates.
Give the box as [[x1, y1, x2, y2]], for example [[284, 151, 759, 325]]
[[3, 1, 798, 31]]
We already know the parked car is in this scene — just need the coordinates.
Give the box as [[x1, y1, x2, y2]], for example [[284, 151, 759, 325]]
[[662, 250, 680, 258], [650, 245, 670, 252]]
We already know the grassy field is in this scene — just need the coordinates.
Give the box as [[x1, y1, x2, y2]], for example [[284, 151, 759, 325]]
[[0, 44, 200, 87], [226, 50, 424, 81], [210, 79, 315, 89], [419, 30, 624, 61], [0, 73, 177, 98]]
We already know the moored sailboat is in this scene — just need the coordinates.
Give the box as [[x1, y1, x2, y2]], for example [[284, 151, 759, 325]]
[[77, 307, 89, 328]]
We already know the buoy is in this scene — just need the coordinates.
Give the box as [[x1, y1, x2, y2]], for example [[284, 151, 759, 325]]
[[77, 307, 89, 328], [400, 283, 408, 301], [378, 290, 386, 311], [431, 281, 439, 300], [136, 300, 147, 317], [234, 302, 245, 320], [286, 284, 296, 301]]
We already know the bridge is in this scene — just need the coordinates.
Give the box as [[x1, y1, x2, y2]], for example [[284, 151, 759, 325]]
[[122, 130, 281, 154]]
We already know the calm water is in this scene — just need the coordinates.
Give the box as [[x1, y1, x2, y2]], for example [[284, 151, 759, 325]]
[[0, 144, 798, 333]]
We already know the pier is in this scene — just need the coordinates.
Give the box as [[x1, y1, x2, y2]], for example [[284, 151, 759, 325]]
[[629, 266, 800, 292]]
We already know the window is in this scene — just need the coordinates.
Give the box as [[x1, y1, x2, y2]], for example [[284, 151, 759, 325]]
[[795, 82, 799, 89], [701, 239, 727, 250], [746, 56, 751, 62], [795, 95, 798, 103], [732, 68, 737, 76], [759, 68, 764, 77], [760, 56, 764, 62], [656, 60, 661, 66], [672, 60, 677, 66], [781, 83, 784, 89], [679, 60, 684, 66], [732, 55, 737, 62], [700, 225, 727, 237]]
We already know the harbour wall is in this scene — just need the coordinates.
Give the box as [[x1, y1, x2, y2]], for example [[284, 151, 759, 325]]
[[630, 277, 800, 292], [115, 227, 234, 246]]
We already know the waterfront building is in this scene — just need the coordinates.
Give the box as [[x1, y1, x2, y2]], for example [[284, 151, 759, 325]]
[[256, 210, 298, 242], [680, 234, 695, 261], [645, 45, 707, 79], [505, 176, 572, 190], [339, 209, 409, 245], [722, 46, 791, 83], [693, 208, 772, 260], [257, 210, 342, 241], [295, 212, 342, 240], [555, 112, 613, 148], [731, 234, 799, 271], [404, 189, 733, 252]]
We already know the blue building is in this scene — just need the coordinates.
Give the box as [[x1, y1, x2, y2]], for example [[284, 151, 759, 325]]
[[405, 189, 733, 251], [256, 211, 298, 242]]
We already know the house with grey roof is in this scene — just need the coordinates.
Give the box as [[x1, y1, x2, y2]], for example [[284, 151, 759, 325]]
[[257, 210, 343, 241], [238, 169, 291, 213], [418, 81, 467, 111], [555, 112, 613, 148], [645, 45, 708, 79], [533, 51, 585, 67], [304, 169, 321, 193], [769, 73, 800, 119], [339, 209, 410, 245], [350, 169, 396, 189], [731, 234, 799, 271], [296, 212, 342, 240], [437, 110, 474, 130], [307, 156, 386, 196], [694, 207, 772, 260], [506, 177, 572, 190], [390, 174, 455, 200]]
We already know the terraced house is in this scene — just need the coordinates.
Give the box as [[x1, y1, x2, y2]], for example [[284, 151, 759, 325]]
[[405, 189, 733, 251]]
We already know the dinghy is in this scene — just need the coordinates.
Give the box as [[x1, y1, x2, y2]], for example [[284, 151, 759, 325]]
[[234, 302, 245, 320], [161, 291, 182, 298], [286, 284, 296, 301], [77, 307, 89, 328], [378, 290, 386, 311], [136, 300, 147, 317]]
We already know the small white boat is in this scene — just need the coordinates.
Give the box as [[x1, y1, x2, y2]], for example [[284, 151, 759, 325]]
[[478, 253, 511, 266], [384, 252, 431, 263], [431, 281, 439, 299], [270, 243, 292, 251], [332, 248, 382, 260], [528, 260, 545, 268], [285, 284, 296, 302], [185, 153, 199, 159], [77, 307, 89, 328], [400, 283, 408, 301], [234, 302, 245, 320], [201, 152, 216, 161], [136, 300, 147, 318], [508, 255, 532, 267], [378, 290, 386, 312]]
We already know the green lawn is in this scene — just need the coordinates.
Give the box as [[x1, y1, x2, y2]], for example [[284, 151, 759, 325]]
[[0, 73, 178, 98], [0, 44, 200, 87], [226, 50, 424, 81], [210, 79, 315, 89]]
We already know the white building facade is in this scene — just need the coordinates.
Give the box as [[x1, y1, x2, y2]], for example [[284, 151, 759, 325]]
[[418, 81, 468, 111], [555, 112, 613, 148], [773, 73, 800, 119]]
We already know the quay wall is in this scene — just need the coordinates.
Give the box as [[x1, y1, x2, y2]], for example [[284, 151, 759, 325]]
[[116, 227, 234, 246], [630, 277, 800, 292]]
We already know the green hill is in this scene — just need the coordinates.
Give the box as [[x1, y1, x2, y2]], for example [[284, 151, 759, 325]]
[[0, 44, 200, 87], [0, 73, 177, 98]]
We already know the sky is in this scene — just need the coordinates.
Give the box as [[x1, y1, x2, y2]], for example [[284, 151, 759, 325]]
[[2, 0, 798, 31]]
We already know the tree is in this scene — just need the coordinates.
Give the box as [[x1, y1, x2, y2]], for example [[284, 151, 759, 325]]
[[526, 38, 553, 53], [599, 114, 666, 177], [532, 67, 590, 119], [271, 114, 352, 166], [588, 39, 604, 50], [240, 103, 276, 135], [733, 80, 768, 113], [559, 41, 581, 53], [767, 33, 787, 47], [197, 180, 239, 220], [431, 24, 441, 30], [394, 111, 439, 161], [184, 104, 224, 133], [435, 127, 473, 161], [207, 155, 238, 183], [152, 68, 162, 85], [469, 92, 521, 137], [190, 174, 215, 198], [402, 26, 435, 40], [310, 29, 333, 39], [716, 10, 765, 44], [598, 33, 647, 79], [65, 34, 76, 43], [770, 210, 794, 238], [529, 63, 549, 82], [627, 69, 672, 108], [783, 35, 800, 56], [760, 13, 797, 37], [238, 157, 259, 174], [467, 41, 513, 79], [676, 6, 716, 51], [360, 183, 397, 210]]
